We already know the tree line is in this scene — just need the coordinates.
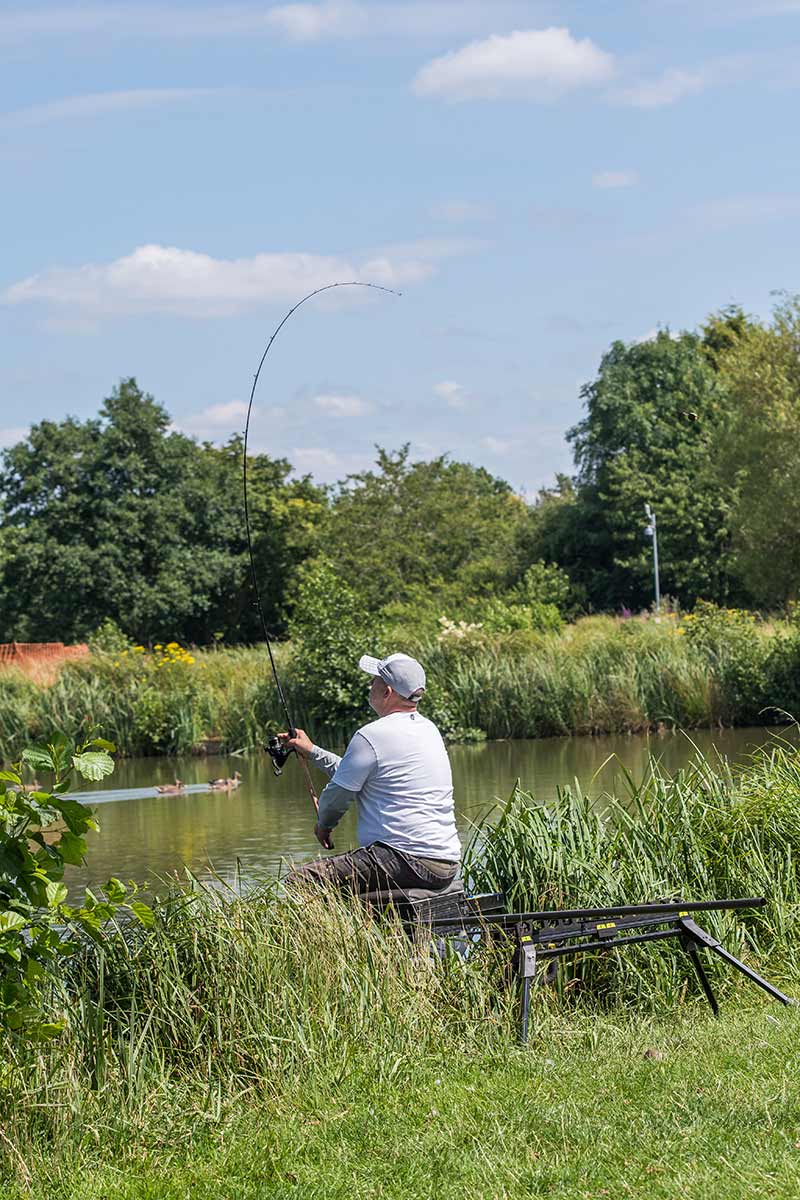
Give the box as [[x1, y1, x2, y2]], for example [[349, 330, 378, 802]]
[[1, 294, 798, 645]]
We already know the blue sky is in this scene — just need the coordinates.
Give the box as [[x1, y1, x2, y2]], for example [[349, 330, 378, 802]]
[[2, 1, 799, 492]]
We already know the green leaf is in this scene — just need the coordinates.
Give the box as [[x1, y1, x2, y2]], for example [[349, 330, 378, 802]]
[[129, 900, 154, 928], [53, 798, 95, 834], [31, 1021, 65, 1041], [0, 770, 22, 785], [71, 752, 115, 782], [104, 877, 127, 903], [88, 738, 117, 753], [45, 881, 68, 908], [0, 911, 27, 932], [58, 832, 87, 867], [21, 748, 55, 773]]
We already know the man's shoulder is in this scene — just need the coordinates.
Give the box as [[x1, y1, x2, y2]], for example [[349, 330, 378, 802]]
[[356, 712, 441, 747]]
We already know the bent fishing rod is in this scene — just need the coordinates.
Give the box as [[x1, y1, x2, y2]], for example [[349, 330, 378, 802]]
[[242, 280, 400, 818]]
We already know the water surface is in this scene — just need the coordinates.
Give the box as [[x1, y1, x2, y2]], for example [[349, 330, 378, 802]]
[[65, 725, 786, 898]]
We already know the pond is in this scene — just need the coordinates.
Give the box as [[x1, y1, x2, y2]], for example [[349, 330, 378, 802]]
[[65, 725, 788, 898]]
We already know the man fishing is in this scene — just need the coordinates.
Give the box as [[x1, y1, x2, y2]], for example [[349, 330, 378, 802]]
[[281, 652, 461, 894]]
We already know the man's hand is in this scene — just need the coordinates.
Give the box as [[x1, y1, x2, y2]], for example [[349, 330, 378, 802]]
[[279, 727, 314, 758], [314, 822, 334, 850]]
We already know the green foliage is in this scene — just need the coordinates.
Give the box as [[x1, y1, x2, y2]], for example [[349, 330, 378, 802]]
[[0, 734, 151, 1039], [0, 380, 324, 644], [321, 446, 528, 613], [714, 294, 800, 606], [287, 558, 386, 733], [87, 618, 132, 655], [569, 331, 738, 609]]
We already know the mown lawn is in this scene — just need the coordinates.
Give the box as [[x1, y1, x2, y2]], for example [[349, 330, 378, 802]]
[[9, 1006, 800, 1200]]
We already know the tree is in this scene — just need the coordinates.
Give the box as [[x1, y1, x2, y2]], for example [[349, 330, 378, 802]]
[[559, 331, 739, 610], [316, 446, 529, 614], [715, 295, 800, 605], [0, 379, 324, 643]]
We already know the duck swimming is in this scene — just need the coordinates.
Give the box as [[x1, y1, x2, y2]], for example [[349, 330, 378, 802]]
[[208, 771, 242, 791], [155, 779, 185, 794]]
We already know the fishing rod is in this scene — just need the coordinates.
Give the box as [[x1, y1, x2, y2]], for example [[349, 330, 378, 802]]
[[242, 281, 400, 808]]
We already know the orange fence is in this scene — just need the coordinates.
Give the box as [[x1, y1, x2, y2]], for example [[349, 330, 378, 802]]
[[0, 642, 89, 671]]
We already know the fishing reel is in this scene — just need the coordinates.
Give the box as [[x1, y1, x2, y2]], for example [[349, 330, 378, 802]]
[[266, 735, 294, 777]]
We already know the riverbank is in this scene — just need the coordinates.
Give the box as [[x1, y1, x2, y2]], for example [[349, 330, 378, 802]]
[[1, 610, 799, 758], [3, 736, 800, 1196]]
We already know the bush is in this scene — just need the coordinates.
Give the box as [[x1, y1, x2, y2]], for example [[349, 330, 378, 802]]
[[288, 558, 386, 734], [0, 734, 151, 1038]]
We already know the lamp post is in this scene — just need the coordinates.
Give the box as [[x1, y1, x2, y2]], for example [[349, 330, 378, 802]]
[[644, 503, 661, 616]]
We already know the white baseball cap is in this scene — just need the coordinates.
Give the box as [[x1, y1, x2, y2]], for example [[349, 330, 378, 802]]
[[358, 652, 426, 700]]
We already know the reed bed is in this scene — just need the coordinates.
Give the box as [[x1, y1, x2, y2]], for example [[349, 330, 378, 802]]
[[465, 734, 800, 1009], [1, 615, 799, 758]]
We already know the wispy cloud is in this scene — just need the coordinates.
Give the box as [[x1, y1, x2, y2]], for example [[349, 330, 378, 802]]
[[482, 435, 512, 455], [430, 200, 494, 222], [0, 3, 547, 43], [592, 169, 639, 189], [0, 427, 29, 449], [3, 242, 442, 318], [313, 392, 372, 417], [614, 67, 707, 108], [433, 380, 466, 407], [613, 55, 756, 109], [688, 192, 800, 231], [179, 400, 249, 439], [412, 27, 616, 102], [0, 88, 221, 129]]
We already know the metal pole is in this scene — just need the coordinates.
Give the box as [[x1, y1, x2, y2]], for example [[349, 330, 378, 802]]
[[644, 503, 661, 615]]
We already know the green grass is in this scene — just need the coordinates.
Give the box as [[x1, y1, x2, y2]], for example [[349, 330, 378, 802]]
[[4, 1009, 800, 1199], [3, 736, 800, 1196]]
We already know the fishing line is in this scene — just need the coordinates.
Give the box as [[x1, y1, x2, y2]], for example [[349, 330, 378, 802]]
[[241, 280, 400, 786]]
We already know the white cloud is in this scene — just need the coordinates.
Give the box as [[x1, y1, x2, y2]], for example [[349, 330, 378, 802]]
[[412, 27, 615, 102], [180, 401, 249, 438], [0, 89, 219, 129], [482, 435, 512, 454], [313, 392, 372, 417], [433, 380, 466, 407], [592, 169, 639, 189], [3, 242, 436, 318], [0, 427, 29, 448], [615, 67, 707, 108], [291, 447, 342, 478]]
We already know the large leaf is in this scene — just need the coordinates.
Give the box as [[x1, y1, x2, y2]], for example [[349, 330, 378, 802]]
[[58, 831, 87, 867], [0, 770, 22, 785], [45, 881, 68, 908], [53, 798, 97, 834], [21, 748, 55, 774], [72, 751, 114, 781], [0, 911, 27, 932]]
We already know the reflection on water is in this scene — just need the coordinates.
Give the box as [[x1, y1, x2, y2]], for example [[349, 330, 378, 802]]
[[65, 725, 791, 898]]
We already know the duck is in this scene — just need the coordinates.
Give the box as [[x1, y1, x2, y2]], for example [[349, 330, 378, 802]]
[[207, 771, 242, 791], [155, 779, 185, 794]]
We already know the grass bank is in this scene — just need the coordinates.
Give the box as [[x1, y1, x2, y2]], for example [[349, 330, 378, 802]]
[[2, 737, 800, 1196], [2, 610, 800, 757]]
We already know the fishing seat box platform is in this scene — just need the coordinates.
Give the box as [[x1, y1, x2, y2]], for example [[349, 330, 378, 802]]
[[360, 879, 506, 924]]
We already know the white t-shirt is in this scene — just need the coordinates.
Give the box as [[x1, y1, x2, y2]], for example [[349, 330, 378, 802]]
[[314, 711, 460, 861]]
